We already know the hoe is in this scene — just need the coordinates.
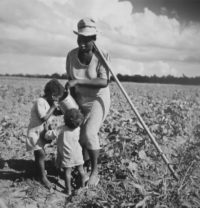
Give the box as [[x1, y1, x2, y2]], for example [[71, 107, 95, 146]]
[[93, 42, 179, 181]]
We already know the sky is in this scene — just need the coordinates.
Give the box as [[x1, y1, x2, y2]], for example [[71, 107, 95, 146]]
[[0, 0, 200, 77]]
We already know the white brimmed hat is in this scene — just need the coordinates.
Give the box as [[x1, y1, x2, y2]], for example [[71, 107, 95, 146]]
[[73, 18, 97, 36]]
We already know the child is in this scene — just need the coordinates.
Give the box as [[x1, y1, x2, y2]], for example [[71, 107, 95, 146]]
[[27, 79, 65, 189], [56, 108, 88, 195]]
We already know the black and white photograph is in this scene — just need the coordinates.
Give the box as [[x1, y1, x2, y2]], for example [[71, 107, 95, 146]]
[[0, 0, 200, 207]]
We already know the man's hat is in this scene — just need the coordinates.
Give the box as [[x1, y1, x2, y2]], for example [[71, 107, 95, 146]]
[[73, 18, 97, 36]]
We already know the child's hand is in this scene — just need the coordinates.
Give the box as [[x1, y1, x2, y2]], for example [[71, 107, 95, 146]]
[[44, 130, 57, 143], [53, 100, 59, 108]]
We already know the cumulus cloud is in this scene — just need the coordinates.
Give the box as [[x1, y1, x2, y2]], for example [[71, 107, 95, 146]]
[[0, 0, 200, 76], [145, 61, 178, 76], [0, 53, 65, 75], [112, 58, 179, 77]]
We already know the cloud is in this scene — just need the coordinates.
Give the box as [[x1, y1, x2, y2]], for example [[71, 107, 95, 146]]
[[146, 61, 178, 76], [0, 53, 65, 75], [112, 58, 178, 77], [0, 0, 200, 76], [160, 7, 168, 16]]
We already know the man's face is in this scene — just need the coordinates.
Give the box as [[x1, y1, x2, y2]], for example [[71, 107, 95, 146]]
[[77, 35, 95, 52]]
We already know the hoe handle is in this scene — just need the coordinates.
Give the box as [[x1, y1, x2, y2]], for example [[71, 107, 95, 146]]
[[93, 42, 179, 181]]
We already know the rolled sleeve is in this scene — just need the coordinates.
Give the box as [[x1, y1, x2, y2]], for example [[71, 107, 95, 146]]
[[36, 98, 49, 119]]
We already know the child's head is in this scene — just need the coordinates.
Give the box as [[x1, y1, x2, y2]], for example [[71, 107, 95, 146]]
[[44, 79, 65, 102], [64, 108, 84, 129]]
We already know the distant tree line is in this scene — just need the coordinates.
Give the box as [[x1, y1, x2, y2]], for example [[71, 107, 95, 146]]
[[0, 73, 67, 79], [1, 73, 200, 85], [115, 74, 200, 85]]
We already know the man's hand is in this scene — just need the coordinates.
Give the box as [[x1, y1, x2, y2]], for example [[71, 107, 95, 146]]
[[65, 80, 78, 89]]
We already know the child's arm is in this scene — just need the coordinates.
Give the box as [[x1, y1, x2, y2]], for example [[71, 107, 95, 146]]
[[36, 98, 59, 123], [40, 101, 58, 123], [52, 90, 69, 115]]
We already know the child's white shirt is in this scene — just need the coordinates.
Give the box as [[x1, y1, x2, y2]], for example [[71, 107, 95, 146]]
[[26, 97, 52, 151]]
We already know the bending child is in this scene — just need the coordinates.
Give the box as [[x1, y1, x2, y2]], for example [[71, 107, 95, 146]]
[[56, 108, 88, 195], [26, 79, 65, 189]]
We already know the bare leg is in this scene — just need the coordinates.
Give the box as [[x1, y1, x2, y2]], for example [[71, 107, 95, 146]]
[[87, 149, 100, 187], [77, 165, 88, 187], [80, 100, 106, 187], [34, 149, 52, 189], [64, 167, 72, 195], [82, 148, 91, 172]]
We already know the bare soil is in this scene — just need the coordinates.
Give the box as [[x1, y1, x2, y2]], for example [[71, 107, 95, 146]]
[[0, 76, 200, 208]]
